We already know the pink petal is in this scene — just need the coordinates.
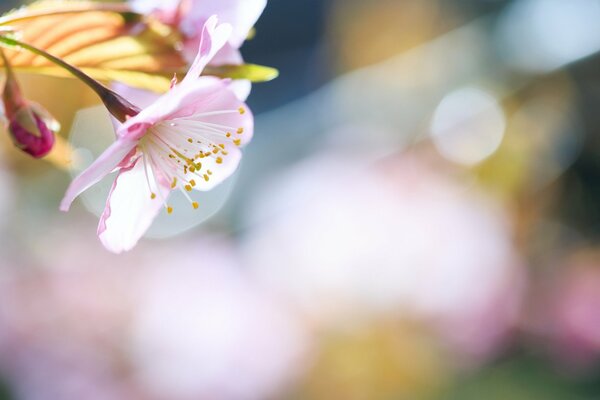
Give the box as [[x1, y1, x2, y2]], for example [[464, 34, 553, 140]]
[[60, 137, 138, 212], [97, 158, 171, 254], [182, 16, 232, 85], [111, 82, 161, 109], [184, 40, 243, 65], [196, 84, 254, 145], [119, 77, 229, 131], [227, 79, 252, 101], [186, 0, 267, 48]]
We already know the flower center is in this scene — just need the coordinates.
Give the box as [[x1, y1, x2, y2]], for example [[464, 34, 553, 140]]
[[139, 107, 247, 213]]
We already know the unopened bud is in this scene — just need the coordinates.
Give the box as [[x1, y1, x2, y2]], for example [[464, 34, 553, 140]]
[[6, 102, 58, 158], [1, 48, 58, 158]]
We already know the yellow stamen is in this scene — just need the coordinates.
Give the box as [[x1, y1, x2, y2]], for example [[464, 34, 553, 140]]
[[192, 202, 199, 209], [216, 157, 223, 164], [238, 107, 246, 115], [167, 206, 174, 215], [237, 128, 244, 134]]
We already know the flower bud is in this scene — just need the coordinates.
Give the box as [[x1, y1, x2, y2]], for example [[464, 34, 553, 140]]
[[5, 101, 59, 158], [2, 50, 58, 158]]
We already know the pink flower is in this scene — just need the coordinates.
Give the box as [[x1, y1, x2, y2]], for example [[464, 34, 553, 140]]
[[60, 17, 254, 253], [130, 0, 267, 64]]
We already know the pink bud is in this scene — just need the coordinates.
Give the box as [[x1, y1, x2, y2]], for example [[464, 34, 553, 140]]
[[2, 51, 58, 158], [6, 102, 59, 158]]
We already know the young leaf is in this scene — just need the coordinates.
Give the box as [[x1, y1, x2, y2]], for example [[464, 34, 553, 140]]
[[204, 64, 280, 82]]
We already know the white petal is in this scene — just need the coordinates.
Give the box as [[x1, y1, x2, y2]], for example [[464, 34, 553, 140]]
[[98, 159, 170, 253], [61, 137, 137, 211]]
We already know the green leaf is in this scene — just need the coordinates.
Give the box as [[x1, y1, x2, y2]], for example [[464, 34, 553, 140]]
[[204, 64, 280, 82]]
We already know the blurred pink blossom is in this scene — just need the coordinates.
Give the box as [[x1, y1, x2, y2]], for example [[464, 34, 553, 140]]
[[535, 254, 600, 369], [0, 235, 309, 400], [243, 151, 525, 362]]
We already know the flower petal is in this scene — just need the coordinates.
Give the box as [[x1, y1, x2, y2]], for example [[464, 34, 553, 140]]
[[119, 77, 229, 130], [187, 0, 267, 48], [182, 16, 232, 85], [228, 79, 252, 101], [195, 83, 254, 145], [60, 137, 138, 211], [97, 158, 171, 253]]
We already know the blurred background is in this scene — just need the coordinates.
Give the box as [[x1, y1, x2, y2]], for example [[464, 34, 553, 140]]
[[1, 0, 600, 398]]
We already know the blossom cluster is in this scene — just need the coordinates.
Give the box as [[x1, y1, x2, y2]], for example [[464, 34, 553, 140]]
[[0, 0, 270, 252]]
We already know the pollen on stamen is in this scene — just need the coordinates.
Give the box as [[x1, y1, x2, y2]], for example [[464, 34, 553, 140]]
[[187, 138, 193, 143], [190, 179, 196, 187], [171, 178, 178, 189], [185, 184, 192, 192], [237, 128, 244, 134], [219, 144, 225, 150], [216, 157, 223, 164], [150, 193, 157, 200], [226, 132, 232, 138], [238, 107, 246, 115], [192, 201, 199, 210], [203, 174, 210, 182], [233, 139, 241, 146], [207, 170, 213, 175], [167, 206, 174, 215]]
